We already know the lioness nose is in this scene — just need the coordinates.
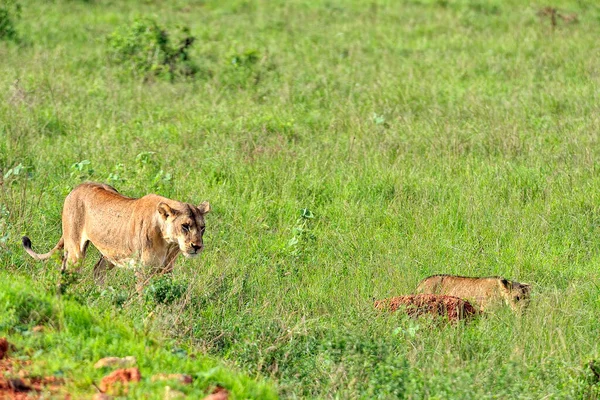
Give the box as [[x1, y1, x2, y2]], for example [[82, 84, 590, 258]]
[[191, 243, 202, 251]]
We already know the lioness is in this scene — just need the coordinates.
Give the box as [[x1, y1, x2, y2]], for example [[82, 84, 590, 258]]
[[22, 182, 210, 287], [415, 275, 531, 312]]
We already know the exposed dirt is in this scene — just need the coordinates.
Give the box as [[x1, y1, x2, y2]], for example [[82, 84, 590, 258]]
[[374, 294, 477, 322], [99, 368, 141, 395], [202, 386, 229, 400], [0, 338, 8, 360], [0, 338, 66, 399]]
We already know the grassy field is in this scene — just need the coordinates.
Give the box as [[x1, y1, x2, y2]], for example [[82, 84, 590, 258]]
[[0, 272, 276, 398], [2, 0, 600, 398]]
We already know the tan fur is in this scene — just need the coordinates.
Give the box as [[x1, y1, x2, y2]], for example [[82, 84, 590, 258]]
[[415, 275, 531, 312], [23, 182, 210, 285]]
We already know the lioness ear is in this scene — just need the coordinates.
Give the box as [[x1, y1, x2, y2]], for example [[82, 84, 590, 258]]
[[158, 202, 174, 219], [198, 201, 211, 214], [500, 279, 511, 290]]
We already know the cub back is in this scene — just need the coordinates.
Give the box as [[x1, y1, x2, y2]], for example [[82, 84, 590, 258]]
[[415, 275, 531, 311]]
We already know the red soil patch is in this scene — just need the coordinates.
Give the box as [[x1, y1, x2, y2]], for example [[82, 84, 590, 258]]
[[99, 368, 141, 395], [0, 338, 65, 399], [374, 294, 477, 322], [203, 386, 229, 400]]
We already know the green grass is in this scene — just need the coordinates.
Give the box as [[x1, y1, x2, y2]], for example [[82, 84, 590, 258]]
[[2, 0, 600, 398], [0, 272, 276, 398]]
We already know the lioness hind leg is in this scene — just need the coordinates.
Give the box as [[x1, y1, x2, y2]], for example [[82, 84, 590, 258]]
[[93, 256, 115, 285], [61, 239, 87, 270], [57, 240, 88, 294], [61, 251, 69, 273]]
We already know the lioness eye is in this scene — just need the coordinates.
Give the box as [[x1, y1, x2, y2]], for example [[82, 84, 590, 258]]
[[182, 224, 190, 233]]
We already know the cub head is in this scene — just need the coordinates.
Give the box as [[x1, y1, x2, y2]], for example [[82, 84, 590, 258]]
[[501, 279, 532, 311], [158, 201, 211, 257]]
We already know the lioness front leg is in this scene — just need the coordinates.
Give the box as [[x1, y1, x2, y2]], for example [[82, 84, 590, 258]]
[[134, 259, 177, 295], [93, 256, 115, 285]]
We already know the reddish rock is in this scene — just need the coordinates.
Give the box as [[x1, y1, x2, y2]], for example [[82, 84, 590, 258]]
[[99, 368, 141, 394], [374, 294, 477, 322], [0, 340, 66, 399], [203, 386, 229, 400]]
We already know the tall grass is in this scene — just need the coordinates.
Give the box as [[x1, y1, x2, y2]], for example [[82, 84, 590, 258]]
[[2, 0, 600, 397]]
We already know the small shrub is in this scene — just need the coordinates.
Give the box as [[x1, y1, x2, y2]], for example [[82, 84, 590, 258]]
[[0, 0, 21, 42], [108, 17, 197, 81], [144, 275, 187, 305], [287, 208, 316, 257], [221, 48, 267, 88], [70, 159, 94, 181]]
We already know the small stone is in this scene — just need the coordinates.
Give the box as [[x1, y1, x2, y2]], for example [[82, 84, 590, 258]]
[[151, 373, 193, 385], [94, 356, 137, 369], [165, 386, 186, 399]]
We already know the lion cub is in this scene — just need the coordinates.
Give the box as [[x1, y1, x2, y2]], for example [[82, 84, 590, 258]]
[[415, 275, 531, 312]]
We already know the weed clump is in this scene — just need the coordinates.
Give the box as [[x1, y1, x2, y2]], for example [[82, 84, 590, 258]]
[[144, 275, 187, 305], [221, 47, 275, 89], [107, 17, 197, 81], [0, 0, 21, 42]]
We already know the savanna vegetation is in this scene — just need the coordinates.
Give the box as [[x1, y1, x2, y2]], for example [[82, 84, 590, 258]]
[[1, 0, 600, 398]]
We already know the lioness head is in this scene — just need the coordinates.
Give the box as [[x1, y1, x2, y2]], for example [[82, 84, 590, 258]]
[[158, 201, 211, 257], [501, 279, 532, 310]]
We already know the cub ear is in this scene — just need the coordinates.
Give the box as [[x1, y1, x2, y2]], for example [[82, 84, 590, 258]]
[[500, 278, 512, 290], [158, 202, 174, 219], [198, 201, 211, 214]]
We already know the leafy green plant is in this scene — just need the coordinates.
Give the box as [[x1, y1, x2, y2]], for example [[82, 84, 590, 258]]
[[152, 169, 173, 192], [0, 0, 21, 42], [230, 49, 259, 68], [108, 17, 197, 80], [0, 204, 9, 247], [70, 159, 93, 181], [2, 162, 30, 184], [144, 275, 187, 305], [99, 286, 129, 308], [107, 162, 126, 185], [287, 208, 316, 256], [222, 48, 264, 88]]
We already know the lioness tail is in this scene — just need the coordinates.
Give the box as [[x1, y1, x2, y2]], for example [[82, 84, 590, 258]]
[[22, 236, 64, 261]]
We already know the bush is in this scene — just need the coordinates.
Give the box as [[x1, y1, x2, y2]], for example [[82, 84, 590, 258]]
[[108, 17, 197, 81], [0, 0, 21, 42], [144, 275, 187, 305]]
